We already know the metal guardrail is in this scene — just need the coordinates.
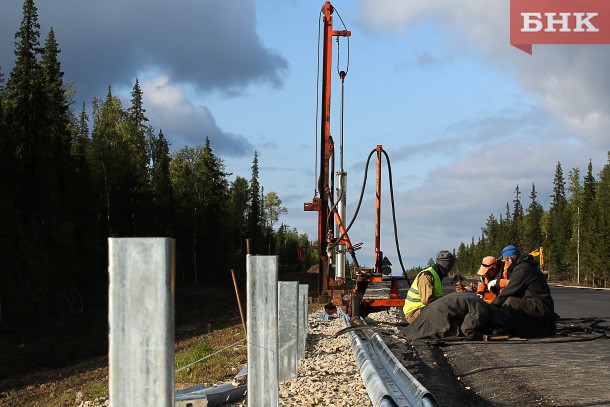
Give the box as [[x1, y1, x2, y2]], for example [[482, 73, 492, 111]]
[[338, 308, 439, 407]]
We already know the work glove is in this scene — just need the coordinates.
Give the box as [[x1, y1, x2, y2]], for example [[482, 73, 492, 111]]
[[487, 279, 498, 290]]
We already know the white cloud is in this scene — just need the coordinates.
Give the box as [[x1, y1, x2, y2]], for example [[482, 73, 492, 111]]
[[142, 75, 252, 155], [359, 0, 610, 148]]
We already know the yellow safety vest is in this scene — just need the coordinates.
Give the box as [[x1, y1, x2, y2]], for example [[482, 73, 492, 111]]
[[403, 267, 444, 315]]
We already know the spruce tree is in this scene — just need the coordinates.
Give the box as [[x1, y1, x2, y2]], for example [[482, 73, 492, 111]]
[[481, 213, 500, 256], [248, 151, 263, 254], [41, 27, 71, 149], [73, 102, 90, 164], [0, 67, 8, 190], [547, 161, 571, 278], [198, 137, 229, 284], [170, 146, 200, 283], [524, 183, 544, 252], [580, 160, 597, 282], [512, 185, 525, 249], [125, 79, 151, 235], [595, 152, 610, 285], [149, 129, 173, 236], [4, 0, 46, 224], [229, 176, 250, 273], [126, 78, 149, 174]]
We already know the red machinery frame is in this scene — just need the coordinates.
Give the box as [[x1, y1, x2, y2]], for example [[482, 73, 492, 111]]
[[304, 2, 410, 319]]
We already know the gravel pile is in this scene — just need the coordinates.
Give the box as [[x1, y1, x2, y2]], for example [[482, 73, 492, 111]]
[[229, 307, 405, 406], [280, 311, 371, 406], [79, 304, 405, 406]]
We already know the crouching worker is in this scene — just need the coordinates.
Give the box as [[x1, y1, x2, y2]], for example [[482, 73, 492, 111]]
[[491, 245, 556, 337], [476, 256, 504, 302], [403, 250, 455, 324], [403, 292, 510, 341]]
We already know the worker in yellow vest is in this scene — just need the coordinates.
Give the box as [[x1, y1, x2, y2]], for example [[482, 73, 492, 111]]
[[403, 250, 455, 323]]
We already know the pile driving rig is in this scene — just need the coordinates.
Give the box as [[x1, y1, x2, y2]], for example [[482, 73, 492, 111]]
[[304, 2, 411, 320]]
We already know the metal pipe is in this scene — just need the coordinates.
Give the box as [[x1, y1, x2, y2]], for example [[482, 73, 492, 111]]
[[338, 308, 438, 407], [336, 171, 347, 279]]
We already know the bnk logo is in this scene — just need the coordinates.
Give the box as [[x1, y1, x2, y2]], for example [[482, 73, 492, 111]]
[[521, 12, 599, 32], [510, 0, 610, 54]]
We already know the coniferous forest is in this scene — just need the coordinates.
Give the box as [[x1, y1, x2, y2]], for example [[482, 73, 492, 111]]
[[454, 157, 610, 286], [2, 0, 609, 328], [0, 0, 316, 326]]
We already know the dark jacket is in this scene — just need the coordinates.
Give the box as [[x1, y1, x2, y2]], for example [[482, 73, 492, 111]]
[[492, 254, 554, 315], [404, 292, 510, 341], [491, 254, 555, 336]]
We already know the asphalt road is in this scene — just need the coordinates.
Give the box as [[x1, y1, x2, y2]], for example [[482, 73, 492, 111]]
[[395, 282, 610, 407]]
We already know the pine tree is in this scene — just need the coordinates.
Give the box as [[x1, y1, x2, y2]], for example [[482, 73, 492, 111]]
[[229, 176, 250, 273], [73, 102, 89, 163], [499, 203, 512, 247], [595, 152, 610, 285], [149, 129, 173, 236], [170, 145, 200, 283], [169, 139, 230, 285], [248, 151, 263, 253], [125, 79, 151, 235], [566, 168, 583, 277], [0, 67, 8, 189], [481, 213, 501, 257], [524, 183, 544, 252], [4, 0, 46, 225], [41, 27, 71, 149], [580, 160, 597, 283], [547, 161, 571, 278], [512, 185, 525, 249], [126, 78, 149, 173], [198, 137, 230, 284]]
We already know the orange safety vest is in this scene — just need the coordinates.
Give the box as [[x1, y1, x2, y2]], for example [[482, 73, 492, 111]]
[[476, 276, 498, 302]]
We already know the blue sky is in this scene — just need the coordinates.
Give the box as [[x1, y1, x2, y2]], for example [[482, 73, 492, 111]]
[[1, 0, 609, 269]]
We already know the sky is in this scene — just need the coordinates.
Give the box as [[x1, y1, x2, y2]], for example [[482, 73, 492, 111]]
[[1, 0, 609, 271]]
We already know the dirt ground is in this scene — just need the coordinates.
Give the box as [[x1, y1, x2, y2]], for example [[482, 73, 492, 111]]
[[0, 271, 318, 406], [0, 283, 246, 406]]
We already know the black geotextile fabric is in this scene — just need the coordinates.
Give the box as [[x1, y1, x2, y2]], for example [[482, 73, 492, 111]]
[[402, 292, 510, 341]]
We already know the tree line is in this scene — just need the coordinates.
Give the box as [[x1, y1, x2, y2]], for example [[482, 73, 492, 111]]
[[454, 156, 610, 286], [0, 0, 316, 325]]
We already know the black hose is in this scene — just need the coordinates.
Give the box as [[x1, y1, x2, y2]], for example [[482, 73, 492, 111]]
[[381, 149, 409, 281], [423, 333, 609, 346], [328, 148, 376, 251]]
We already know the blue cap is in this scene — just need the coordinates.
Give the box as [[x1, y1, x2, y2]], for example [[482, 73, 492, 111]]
[[500, 245, 519, 258]]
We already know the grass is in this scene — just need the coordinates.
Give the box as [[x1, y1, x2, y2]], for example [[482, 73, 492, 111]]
[[0, 320, 247, 407], [0, 297, 322, 407], [174, 323, 247, 386]]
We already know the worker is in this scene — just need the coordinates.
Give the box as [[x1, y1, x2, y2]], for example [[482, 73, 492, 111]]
[[491, 245, 556, 337], [476, 256, 504, 302], [403, 292, 510, 341], [403, 250, 455, 323]]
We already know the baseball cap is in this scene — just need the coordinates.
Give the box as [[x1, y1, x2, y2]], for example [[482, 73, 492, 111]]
[[477, 256, 498, 276], [500, 245, 519, 258]]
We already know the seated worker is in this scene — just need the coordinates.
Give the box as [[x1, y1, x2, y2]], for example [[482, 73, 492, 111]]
[[403, 292, 510, 341], [476, 256, 504, 302], [491, 245, 556, 337], [403, 250, 455, 324]]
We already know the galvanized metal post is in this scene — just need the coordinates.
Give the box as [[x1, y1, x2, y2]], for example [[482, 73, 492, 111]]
[[247, 255, 279, 406], [278, 281, 299, 381], [335, 171, 347, 279], [108, 238, 175, 407], [298, 284, 309, 360]]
